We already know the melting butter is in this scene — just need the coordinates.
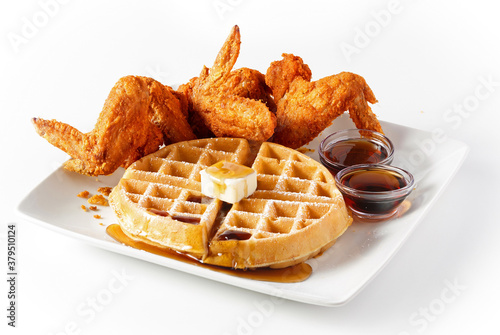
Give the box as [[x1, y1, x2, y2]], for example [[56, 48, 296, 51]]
[[200, 161, 257, 203]]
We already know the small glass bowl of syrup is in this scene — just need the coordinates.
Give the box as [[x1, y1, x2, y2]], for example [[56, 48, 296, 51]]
[[335, 164, 414, 221], [319, 129, 394, 175]]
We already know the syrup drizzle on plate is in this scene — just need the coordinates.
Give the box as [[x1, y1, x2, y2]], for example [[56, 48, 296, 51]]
[[106, 224, 312, 283]]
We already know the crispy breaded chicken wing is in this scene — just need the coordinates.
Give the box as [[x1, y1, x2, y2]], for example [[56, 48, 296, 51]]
[[265, 53, 312, 102], [184, 25, 276, 142], [140, 76, 196, 146], [177, 76, 215, 139], [32, 75, 195, 176], [266, 54, 382, 149], [178, 67, 276, 138], [221, 67, 276, 112]]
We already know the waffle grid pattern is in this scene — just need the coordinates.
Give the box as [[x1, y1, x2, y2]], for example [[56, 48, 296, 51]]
[[120, 138, 250, 224], [110, 138, 352, 268], [214, 142, 342, 241]]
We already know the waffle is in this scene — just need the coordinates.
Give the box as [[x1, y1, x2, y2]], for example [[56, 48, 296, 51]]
[[109, 138, 352, 269]]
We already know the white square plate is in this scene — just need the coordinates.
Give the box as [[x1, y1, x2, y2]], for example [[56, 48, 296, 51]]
[[17, 115, 468, 306]]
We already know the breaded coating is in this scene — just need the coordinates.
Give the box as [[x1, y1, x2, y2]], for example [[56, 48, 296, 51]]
[[97, 187, 112, 196], [266, 54, 382, 149], [88, 194, 108, 206], [265, 53, 312, 102], [219, 67, 276, 112], [186, 25, 277, 142], [32, 76, 195, 176], [273, 72, 382, 149], [177, 76, 215, 139], [179, 68, 276, 139]]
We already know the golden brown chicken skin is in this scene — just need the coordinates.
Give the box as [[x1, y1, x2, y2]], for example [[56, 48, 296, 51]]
[[220, 67, 276, 112], [266, 54, 382, 149], [178, 67, 276, 139], [185, 25, 277, 142], [265, 53, 312, 102], [32, 75, 195, 176]]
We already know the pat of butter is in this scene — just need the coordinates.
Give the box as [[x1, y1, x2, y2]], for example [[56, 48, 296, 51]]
[[200, 161, 257, 204]]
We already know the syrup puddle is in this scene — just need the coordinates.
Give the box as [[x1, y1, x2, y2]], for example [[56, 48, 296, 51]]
[[106, 224, 311, 283]]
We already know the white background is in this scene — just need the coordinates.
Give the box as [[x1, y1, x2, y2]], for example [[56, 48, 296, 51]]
[[1, 0, 499, 334]]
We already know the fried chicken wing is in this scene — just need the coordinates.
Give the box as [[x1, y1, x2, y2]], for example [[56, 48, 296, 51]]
[[141, 76, 195, 145], [178, 67, 276, 138], [220, 67, 276, 112], [177, 76, 215, 139], [185, 25, 276, 142], [33, 28, 383, 177], [266, 54, 382, 149], [32, 75, 195, 176], [265, 53, 312, 102]]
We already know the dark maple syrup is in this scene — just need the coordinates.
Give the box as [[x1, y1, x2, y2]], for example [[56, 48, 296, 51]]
[[339, 168, 408, 215], [147, 208, 170, 216], [171, 215, 201, 224], [321, 138, 389, 174], [186, 195, 203, 203], [218, 230, 252, 241], [147, 208, 201, 224], [106, 224, 312, 283]]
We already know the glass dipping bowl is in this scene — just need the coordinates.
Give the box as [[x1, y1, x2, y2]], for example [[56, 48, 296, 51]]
[[335, 164, 415, 220], [319, 129, 394, 176]]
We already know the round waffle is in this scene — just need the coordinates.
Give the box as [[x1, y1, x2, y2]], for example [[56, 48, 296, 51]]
[[109, 138, 352, 269]]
